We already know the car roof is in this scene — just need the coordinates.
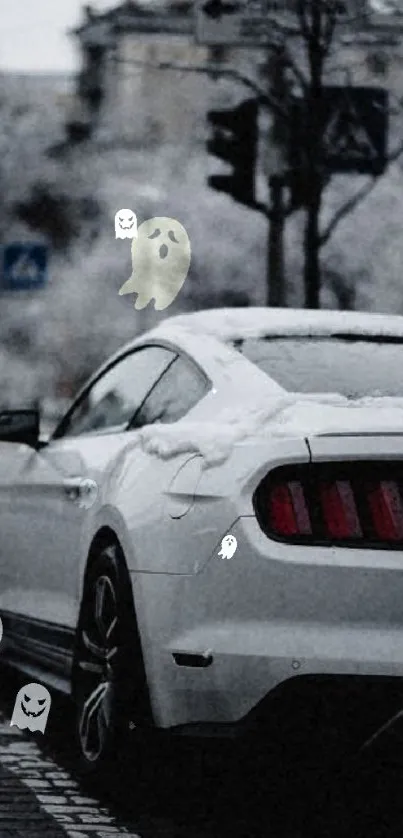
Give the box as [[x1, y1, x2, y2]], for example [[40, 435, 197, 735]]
[[153, 307, 403, 341], [86, 306, 403, 396]]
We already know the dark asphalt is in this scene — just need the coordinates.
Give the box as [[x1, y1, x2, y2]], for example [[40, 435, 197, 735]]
[[0, 664, 402, 838]]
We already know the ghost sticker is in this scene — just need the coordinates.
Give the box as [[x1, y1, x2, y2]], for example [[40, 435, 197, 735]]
[[115, 208, 138, 239], [10, 683, 51, 733], [118, 217, 191, 310], [218, 534, 237, 560]]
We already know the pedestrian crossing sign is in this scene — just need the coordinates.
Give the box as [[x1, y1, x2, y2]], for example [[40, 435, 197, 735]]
[[320, 87, 388, 175], [289, 86, 388, 176], [2, 243, 48, 290]]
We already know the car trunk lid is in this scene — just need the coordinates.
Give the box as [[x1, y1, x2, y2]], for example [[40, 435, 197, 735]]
[[307, 431, 403, 463]]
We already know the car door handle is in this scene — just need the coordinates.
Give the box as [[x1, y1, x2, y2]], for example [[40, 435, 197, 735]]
[[63, 477, 99, 508], [63, 477, 83, 501]]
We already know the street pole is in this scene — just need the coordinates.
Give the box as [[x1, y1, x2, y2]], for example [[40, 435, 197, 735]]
[[302, 0, 324, 309], [264, 46, 288, 308], [267, 175, 286, 306], [303, 179, 322, 308]]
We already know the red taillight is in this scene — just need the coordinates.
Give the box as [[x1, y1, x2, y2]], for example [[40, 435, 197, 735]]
[[267, 480, 311, 537], [366, 480, 403, 541], [268, 484, 298, 535], [319, 480, 362, 539], [254, 463, 403, 548], [288, 480, 312, 534]]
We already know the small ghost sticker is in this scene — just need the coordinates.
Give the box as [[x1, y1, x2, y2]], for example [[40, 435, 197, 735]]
[[115, 208, 138, 239], [10, 682, 51, 733]]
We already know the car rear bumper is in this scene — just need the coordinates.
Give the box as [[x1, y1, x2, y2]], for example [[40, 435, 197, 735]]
[[131, 516, 403, 729], [166, 675, 403, 754]]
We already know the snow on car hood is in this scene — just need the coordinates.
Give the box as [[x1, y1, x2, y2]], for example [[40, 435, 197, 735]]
[[136, 392, 403, 468]]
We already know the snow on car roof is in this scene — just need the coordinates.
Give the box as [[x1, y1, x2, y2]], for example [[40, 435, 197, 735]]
[[135, 309, 403, 467], [136, 393, 403, 468], [156, 307, 403, 341]]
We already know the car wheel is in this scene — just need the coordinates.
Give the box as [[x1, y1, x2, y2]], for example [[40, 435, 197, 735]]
[[72, 541, 149, 775]]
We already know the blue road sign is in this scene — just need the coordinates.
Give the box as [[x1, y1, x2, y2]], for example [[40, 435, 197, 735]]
[[2, 243, 48, 290]]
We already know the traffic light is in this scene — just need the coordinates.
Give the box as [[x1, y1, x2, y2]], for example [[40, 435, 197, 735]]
[[202, 0, 241, 18], [206, 98, 258, 206]]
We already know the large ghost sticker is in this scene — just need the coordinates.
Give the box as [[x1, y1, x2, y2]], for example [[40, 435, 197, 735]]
[[10, 683, 51, 733], [118, 217, 191, 310]]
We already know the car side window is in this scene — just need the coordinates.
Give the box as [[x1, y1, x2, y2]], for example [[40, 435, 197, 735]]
[[131, 354, 209, 427], [57, 346, 176, 438]]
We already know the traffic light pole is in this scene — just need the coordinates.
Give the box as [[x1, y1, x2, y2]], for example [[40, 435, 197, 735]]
[[264, 48, 287, 308], [206, 90, 287, 307], [267, 175, 286, 306], [207, 99, 258, 206]]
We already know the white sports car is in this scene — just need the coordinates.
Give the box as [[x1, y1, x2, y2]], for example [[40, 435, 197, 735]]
[[1, 306, 403, 772]]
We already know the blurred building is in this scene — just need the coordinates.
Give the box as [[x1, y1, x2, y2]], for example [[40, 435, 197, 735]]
[[67, 0, 233, 147]]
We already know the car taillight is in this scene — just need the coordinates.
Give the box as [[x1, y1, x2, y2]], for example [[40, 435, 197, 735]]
[[253, 463, 403, 548], [269, 481, 311, 536], [365, 480, 403, 541], [319, 480, 362, 539]]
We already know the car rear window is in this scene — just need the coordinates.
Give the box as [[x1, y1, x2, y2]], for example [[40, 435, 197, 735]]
[[231, 335, 403, 399]]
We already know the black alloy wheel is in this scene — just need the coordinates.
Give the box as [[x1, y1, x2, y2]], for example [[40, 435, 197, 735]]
[[72, 542, 149, 774]]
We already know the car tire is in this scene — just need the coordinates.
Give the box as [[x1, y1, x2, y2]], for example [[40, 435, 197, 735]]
[[72, 540, 151, 776]]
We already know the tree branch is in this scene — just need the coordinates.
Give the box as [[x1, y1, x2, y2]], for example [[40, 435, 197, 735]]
[[319, 140, 403, 247], [319, 177, 378, 247], [261, 16, 305, 49], [296, 0, 312, 42], [282, 48, 309, 92], [246, 199, 272, 218], [320, 0, 338, 56], [115, 57, 288, 119]]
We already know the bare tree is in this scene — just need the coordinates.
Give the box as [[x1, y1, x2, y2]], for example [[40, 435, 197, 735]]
[[295, 0, 336, 307], [114, 0, 403, 308]]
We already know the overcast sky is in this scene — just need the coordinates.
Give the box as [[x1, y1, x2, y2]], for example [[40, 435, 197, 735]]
[[0, 0, 112, 73], [0, 0, 400, 73]]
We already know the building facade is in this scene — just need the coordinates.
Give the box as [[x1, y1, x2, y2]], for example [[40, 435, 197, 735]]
[[67, 1, 403, 157], [67, 0, 235, 147]]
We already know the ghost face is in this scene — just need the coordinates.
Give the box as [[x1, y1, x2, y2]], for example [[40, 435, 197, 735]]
[[219, 534, 237, 559], [119, 217, 191, 310], [224, 535, 236, 552], [10, 683, 51, 733], [115, 208, 137, 239]]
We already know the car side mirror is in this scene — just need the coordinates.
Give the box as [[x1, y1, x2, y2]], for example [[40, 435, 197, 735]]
[[0, 410, 40, 448]]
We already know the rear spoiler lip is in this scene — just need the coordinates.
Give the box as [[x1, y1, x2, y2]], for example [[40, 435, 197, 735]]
[[307, 431, 403, 438], [304, 431, 403, 463]]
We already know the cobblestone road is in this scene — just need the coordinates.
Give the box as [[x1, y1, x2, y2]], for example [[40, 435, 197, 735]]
[[0, 671, 399, 838], [0, 686, 301, 838], [0, 713, 141, 837], [0, 672, 252, 838]]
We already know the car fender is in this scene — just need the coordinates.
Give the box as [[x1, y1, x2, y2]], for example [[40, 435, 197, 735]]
[[78, 504, 139, 600]]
